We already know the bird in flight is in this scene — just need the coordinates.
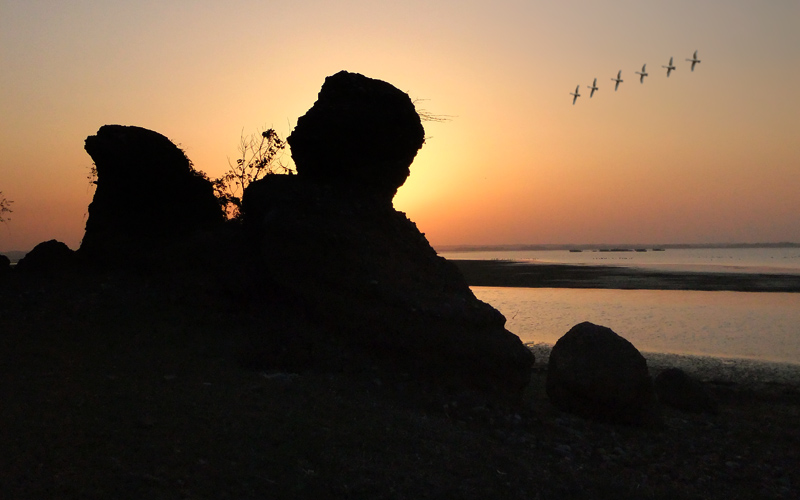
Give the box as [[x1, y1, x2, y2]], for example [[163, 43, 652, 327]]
[[635, 64, 648, 83], [611, 70, 623, 91], [663, 56, 676, 77], [686, 50, 701, 71], [587, 78, 599, 98], [570, 85, 581, 105]]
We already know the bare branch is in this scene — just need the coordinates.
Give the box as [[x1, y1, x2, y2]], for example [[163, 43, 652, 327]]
[[214, 127, 294, 220], [0, 191, 13, 223]]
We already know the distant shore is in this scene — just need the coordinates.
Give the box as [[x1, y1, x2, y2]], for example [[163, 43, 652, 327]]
[[451, 259, 800, 293], [437, 242, 800, 253]]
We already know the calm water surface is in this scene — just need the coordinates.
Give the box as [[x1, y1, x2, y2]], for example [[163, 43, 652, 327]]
[[472, 287, 800, 365]]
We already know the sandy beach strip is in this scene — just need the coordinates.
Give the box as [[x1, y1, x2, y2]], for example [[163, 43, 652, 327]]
[[451, 259, 800, 292]]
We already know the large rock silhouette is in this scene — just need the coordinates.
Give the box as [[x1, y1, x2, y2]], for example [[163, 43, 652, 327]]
[[547, 322, 659, 425], [244, 71, 532, 403], [15, 240, 76, 275], [80, 125, 222, 265], [287, 70, 425, 202]]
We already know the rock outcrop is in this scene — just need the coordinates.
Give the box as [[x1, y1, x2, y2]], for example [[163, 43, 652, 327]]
[[655, 367, 718, 414], [287, 70, 425, 202], [546, 322, 659, 425], [80, 125, 222, 266], [15, 240, 76, 275], [243, 71, 533, 403], [0, 254, 11, 276]]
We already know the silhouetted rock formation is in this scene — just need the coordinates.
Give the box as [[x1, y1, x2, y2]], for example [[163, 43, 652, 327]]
[[287, 70, 425, 202], [243, 72, 532, 403], [0, 254, 10, 276], [15, 240, 76, 275], [547, 322, 660, 426], [80, 125, 223, 266], [655, 367, 718, 414]]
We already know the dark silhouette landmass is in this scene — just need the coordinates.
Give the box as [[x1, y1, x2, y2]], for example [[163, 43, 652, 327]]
[[6, 70, 533, 405], [241, 71, 532, 401]]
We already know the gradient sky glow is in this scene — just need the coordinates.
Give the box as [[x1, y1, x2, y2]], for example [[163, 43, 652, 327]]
[[2, 0, 799, 252]]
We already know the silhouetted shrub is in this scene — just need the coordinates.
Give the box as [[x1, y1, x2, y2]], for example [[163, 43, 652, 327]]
[[212, 128, 293, 220]]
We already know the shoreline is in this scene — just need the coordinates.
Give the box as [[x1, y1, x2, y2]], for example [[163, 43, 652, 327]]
[[451, 259, 800, 292], [452, 259, 800, 383], [527, 343, 800, 389]]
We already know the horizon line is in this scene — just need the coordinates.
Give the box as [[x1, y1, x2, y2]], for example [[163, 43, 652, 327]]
[[435, 242, 800, 252]]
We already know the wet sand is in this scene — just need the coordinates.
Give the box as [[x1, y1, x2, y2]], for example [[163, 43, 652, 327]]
[[451, 259, 800, 292]]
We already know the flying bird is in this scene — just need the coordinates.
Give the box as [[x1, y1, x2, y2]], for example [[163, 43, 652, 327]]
[[663, 56, 676, 77], [570, 85, 581, 105], [635, 64, 648, 83], [611, 70, 623, 91], [686, 50, 701, 71], [587, 78, 599, 98]]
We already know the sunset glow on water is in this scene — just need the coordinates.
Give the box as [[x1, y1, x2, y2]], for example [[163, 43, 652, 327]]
[[473, 286, 800, 364]]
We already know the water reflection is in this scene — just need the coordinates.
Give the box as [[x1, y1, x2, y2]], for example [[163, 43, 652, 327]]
[[472, 286, 800, 364]]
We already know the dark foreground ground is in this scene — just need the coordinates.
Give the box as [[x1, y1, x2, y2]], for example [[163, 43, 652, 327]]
[[1, 268, 799, 499]]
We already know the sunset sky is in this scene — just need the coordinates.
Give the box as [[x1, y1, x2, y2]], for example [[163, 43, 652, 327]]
[[2, 1, 799, 253]]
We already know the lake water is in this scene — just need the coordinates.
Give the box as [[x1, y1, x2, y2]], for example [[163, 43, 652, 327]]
[[440, 247, 800, 365], [472, 287, 800, 365]]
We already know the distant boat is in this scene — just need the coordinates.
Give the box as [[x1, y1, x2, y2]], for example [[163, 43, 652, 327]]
[[611, 70, 623, 91], [569, 249, 583, 253], [635, 64, 648, 83], [652, 248, 665, 251], [686, 50, 701, 71], [662, 56, 676, 77], [635, 248, 648, 252]]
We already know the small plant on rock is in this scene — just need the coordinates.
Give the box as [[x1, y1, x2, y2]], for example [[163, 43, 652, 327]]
[[213, 128, 294, 220]]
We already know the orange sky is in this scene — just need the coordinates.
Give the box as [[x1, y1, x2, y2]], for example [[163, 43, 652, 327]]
[[2, 1, 799, 253]]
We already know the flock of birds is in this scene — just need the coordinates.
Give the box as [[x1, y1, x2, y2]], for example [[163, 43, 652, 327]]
[[570, 50, 701, 104]]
